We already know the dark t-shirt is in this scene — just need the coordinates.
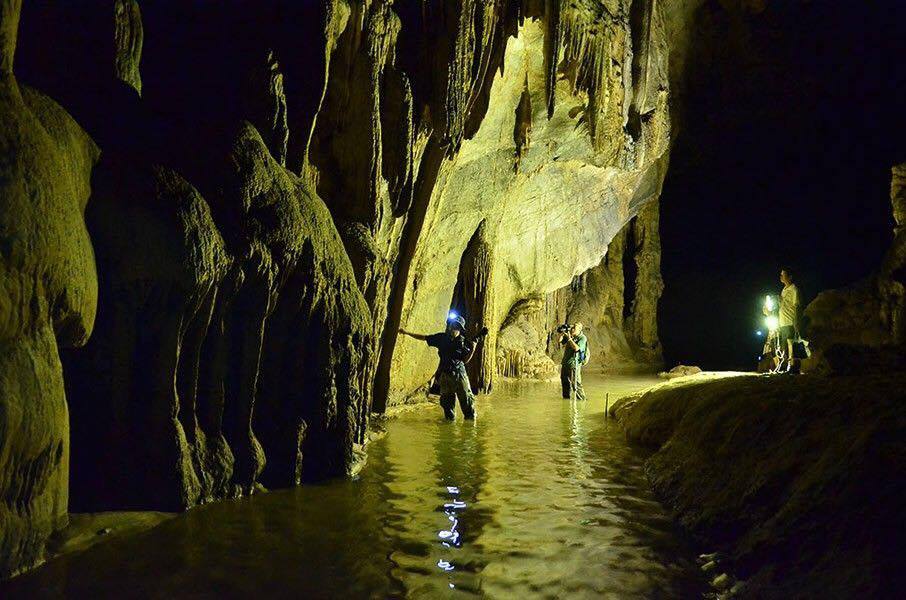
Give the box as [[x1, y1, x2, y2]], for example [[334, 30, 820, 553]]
[[561, 333, 588, 366], [426, 332, 474, 374]]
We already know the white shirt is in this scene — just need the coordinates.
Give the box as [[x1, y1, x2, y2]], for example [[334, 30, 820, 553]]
[[779, 283, 799, 327]]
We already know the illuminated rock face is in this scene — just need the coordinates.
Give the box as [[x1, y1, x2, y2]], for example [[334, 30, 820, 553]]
[[495, 201, 665, 379], [387, 8, 671, 402], [2, 0, 674, 576], [0, 0, 99, 577], [544, 201, 664, 373]]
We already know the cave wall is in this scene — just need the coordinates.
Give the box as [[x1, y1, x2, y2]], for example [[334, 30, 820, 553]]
[[0, 0, 99, 577], [801, 165, 906, 374], [545, 199, 664, 371], [15, 1, 374, 514], [496, 199, 664, 377], [3, 1, 374, 574], [1, 0, 678, 577], [387, 3, 672, 403]]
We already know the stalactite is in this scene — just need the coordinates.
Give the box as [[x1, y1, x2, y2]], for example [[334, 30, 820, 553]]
[[496, 298, 558, 380], [883, 164, 906, 344], [2, 0, 676, 578], [543, 0, 630, 157], [113, 0, 142, 95]]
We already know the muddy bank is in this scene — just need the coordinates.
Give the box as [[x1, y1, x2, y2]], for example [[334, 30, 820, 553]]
[[610, 372, 905, 598]]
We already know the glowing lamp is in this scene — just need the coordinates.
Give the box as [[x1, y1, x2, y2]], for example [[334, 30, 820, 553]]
[[764, 315, 779, 332], [447, 310, 458, 321], [764, 295, 774, 311]]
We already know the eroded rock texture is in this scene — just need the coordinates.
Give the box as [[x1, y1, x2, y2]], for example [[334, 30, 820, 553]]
[[3, 0, 675, 577], [611, 373, 906, 598], [0, 0, 98, 577], [495, 199, 664, 378], [544, 202, 664, 372], [387, 3, 672, 403], [10, 1, 372, 520]]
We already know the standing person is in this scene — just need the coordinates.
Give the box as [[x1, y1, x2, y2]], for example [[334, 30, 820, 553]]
[[399, 314, 477, 420], [559, 322, 589, 400], [777, 267, 800, 372]]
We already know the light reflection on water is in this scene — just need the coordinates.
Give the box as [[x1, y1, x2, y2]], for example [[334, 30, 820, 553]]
[[4, 376, 706, 599]]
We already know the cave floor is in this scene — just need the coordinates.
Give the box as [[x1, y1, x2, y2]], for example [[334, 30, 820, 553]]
[[3, 375, 707, 598]]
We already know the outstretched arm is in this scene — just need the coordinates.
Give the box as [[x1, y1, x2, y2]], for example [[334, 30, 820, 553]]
[[399, 328, 429, 342]]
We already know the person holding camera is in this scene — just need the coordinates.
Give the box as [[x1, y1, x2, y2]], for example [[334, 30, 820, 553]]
[[558, 322, 589, 400], [399, 313, 482, 420]]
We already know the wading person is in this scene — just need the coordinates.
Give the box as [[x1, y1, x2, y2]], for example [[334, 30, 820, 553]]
[[777, 267, 800, 372], [399, 314, 477, 420], [559, 322, 589, 400]]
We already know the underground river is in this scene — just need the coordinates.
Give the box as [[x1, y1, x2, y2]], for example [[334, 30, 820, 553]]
[[4, 376, 707, 598]]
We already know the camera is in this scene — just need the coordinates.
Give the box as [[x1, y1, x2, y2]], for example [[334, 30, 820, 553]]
[[556, 323, 571, 334]]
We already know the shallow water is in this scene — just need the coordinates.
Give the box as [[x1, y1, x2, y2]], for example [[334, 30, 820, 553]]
[[5, 376, 706, 599]]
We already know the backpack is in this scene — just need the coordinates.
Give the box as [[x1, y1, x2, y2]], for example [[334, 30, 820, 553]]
[[579, 342, 590, 366]]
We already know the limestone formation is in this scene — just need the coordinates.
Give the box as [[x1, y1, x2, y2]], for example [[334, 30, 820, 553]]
[[496, 297, 559, 380], [389, 4, 672, 403], [113, 0, 142, 95], [0, 0, 99, 577], [612, 373, 905, 599], [657, 364, 702, 379], [501, 203, 664, 375], [2, 0, 677, 578], [13, 2, 374, 517], [447, 221, 497, 392], [625, 201, 664, 363], [2, 0, 902, 587]]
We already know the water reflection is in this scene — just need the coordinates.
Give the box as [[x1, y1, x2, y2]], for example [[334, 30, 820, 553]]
[[427, 400, 493, 595], [2, 376, 706, 599]]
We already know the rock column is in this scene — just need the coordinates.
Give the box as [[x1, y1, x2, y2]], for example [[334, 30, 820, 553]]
[[0, 0, 99, 576], [625, 200, 665, 366], [451, 221, 497, 393]]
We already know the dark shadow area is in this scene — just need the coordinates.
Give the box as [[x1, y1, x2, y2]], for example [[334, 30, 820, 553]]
[[659, 0, 906, 370]]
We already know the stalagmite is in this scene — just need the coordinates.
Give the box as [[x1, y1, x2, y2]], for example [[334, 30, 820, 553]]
[[0, 0, 99, 577]]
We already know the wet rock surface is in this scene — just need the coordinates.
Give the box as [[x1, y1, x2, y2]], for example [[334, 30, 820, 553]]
[[3, 0, 901, 590], [3, 0, 676, 577], [658, 364, 702, 379], [612, 373, 906, 599]]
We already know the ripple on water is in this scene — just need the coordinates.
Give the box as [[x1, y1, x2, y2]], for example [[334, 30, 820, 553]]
[[1, 376, 706, 599]]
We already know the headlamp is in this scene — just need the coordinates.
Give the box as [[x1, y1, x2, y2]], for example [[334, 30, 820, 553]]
[[447, 310, 458, 321]]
